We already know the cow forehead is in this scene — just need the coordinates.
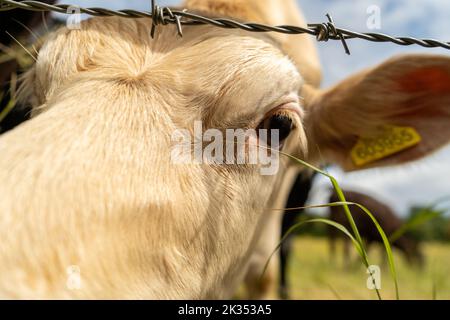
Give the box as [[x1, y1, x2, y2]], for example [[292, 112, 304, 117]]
[[160, 33, 303, 124], [92, 18, 302, 119], [31, 17, 302, 123]]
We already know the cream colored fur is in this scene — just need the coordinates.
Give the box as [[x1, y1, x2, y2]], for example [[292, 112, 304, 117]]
[[0, 15, 306, 299], [1, 0, 450, 299]]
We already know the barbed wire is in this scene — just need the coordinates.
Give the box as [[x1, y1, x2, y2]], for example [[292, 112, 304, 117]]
[[1, 0, 450, 55]]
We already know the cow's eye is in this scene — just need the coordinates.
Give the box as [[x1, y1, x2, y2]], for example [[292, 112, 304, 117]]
[[257, 114, 294, 148]]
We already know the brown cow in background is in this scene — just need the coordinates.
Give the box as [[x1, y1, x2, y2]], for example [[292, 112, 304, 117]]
[[328, 190, 423, 266]]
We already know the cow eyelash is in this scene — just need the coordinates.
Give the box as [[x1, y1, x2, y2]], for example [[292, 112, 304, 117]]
[[256, 111, 296, 148]]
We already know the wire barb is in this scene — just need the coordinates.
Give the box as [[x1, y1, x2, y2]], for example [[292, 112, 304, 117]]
[[150, 0, 183, 39], [315, 14, 350, 55], [1, 0, 449, 51]]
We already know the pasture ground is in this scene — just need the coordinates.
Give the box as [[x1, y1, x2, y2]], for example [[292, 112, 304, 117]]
[[287, 236, 450, 300]]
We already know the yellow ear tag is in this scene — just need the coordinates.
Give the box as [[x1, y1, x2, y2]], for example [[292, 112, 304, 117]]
[[351, 125, 422, 167]]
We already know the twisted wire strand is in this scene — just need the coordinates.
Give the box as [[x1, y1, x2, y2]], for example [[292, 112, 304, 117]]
[[1, 0, 449, 52]]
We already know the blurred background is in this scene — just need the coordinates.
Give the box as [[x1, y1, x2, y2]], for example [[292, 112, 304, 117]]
[[1, 0, 449, 299]]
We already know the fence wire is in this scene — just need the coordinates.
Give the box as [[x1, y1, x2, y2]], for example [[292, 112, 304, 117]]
[[1, 0, 450, 55]]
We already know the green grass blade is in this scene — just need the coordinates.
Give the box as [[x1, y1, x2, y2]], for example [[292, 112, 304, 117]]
[[276, 151, 399, 299], [346, 201, 399, 300], [260, 216, 388, 299], [0, 73, 17, 125], [281, 201, 399, 299]]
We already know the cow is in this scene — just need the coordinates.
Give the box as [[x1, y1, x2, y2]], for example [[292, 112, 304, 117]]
[[0, 0, 449, 298], [328, 190, 423, 266]]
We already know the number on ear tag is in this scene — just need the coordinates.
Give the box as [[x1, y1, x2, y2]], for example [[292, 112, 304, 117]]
[[351, 125, 422, 167]]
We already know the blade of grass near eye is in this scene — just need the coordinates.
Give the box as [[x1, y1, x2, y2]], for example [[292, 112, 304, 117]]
[[278, 151, 366, 247], [276, 152, 382, 298], [275, 150, 399, 299]]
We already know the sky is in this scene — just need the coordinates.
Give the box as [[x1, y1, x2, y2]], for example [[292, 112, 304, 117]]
[[54, 0, 450, 217]]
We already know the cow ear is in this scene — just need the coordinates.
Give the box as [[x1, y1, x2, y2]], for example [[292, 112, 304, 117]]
[[304, 54, 450, 171]]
